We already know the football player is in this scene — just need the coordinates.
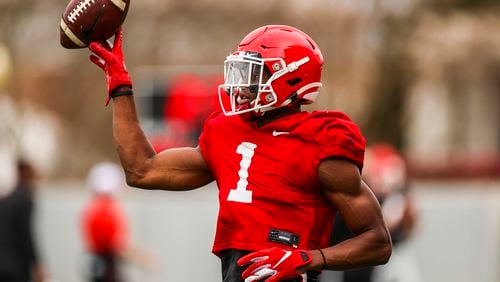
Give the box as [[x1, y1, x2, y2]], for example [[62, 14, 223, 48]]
[[88, 25, 392, 282]]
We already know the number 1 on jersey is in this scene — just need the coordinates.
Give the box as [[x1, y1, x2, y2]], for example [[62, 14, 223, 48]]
[[227, 142, 257, 203]]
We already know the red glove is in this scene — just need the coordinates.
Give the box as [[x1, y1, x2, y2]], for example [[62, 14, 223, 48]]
[[238, 247, 312, 282], [89, 28, 132, 106]]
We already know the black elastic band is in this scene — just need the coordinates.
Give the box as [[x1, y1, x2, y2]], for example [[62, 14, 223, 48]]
[[318, 249, 327, 270], [111, 89, 133, 98]]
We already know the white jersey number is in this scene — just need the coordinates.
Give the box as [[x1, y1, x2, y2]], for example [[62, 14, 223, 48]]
[[227, 142, 257, 203]]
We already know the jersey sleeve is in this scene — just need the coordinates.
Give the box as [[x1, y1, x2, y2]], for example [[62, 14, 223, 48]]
[[198, 110, 221, 171], [311, 111, 366, 170]]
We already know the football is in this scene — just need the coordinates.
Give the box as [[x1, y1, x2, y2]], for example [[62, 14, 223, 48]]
[[60, 0, 130, 49]]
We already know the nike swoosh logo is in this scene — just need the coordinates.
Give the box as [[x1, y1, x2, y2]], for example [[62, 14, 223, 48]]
[[272, 130, 290, 136], [273, 250, 292, 268]]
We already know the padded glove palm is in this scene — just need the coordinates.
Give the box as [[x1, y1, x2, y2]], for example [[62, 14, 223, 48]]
[[89, 28, 132, 105]]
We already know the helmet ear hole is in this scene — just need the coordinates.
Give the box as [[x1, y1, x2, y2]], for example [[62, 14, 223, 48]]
[[287, 78, 302, 86]]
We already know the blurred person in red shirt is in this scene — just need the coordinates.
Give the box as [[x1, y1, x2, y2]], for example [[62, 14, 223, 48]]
[[363, 144, 418, 245], [81, 162, 128, 282], [81, 162, 156, 282], [329, 143, 418, 282], [151, 73, 222, 152]]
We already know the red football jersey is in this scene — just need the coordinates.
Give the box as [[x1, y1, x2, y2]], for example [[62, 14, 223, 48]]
[[81, 195, 128, 255], [199, 110, 365, 256]]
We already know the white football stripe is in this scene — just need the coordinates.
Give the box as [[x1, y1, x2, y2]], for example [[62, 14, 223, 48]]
[[60, 19, 86, 47], [110, 0, 127, 11]]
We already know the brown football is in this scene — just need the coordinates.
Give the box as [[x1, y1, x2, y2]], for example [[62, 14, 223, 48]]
[[60, 0, 130, 49]]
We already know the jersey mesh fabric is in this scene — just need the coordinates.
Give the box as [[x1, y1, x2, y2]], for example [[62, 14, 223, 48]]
[[199, 110, 365, 256]]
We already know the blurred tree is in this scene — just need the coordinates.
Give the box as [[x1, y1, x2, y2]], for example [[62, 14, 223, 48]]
[[362, 16, 414, 149], [423, 0, 500, 11]]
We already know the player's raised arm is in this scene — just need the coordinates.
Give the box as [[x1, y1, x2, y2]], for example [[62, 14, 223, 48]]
[[316, 158, 392, 270], [88, 29, 214, 191]]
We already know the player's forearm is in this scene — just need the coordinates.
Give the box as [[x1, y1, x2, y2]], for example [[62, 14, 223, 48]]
[[111, 94, 156, 186], [320, 228, 392, 270]]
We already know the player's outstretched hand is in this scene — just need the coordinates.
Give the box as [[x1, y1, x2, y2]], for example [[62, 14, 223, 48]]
[[89, 28, 132, 106], [238, 247, 312, 282]]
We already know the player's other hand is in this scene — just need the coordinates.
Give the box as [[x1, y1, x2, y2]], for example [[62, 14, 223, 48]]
[[89, 28, 132, 105], [238, 247, 312, 282]]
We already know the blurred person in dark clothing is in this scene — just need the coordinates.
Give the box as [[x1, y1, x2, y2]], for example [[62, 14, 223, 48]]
[[328, 144, 418, 282], [0, 159, 46, 282]]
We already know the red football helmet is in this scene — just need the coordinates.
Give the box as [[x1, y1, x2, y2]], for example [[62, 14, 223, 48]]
[[218, 25, 324, 116], [364, 144, 408, 197]]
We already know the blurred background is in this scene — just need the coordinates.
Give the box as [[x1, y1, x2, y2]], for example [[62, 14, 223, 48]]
[[0, 0, 499, 281]]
